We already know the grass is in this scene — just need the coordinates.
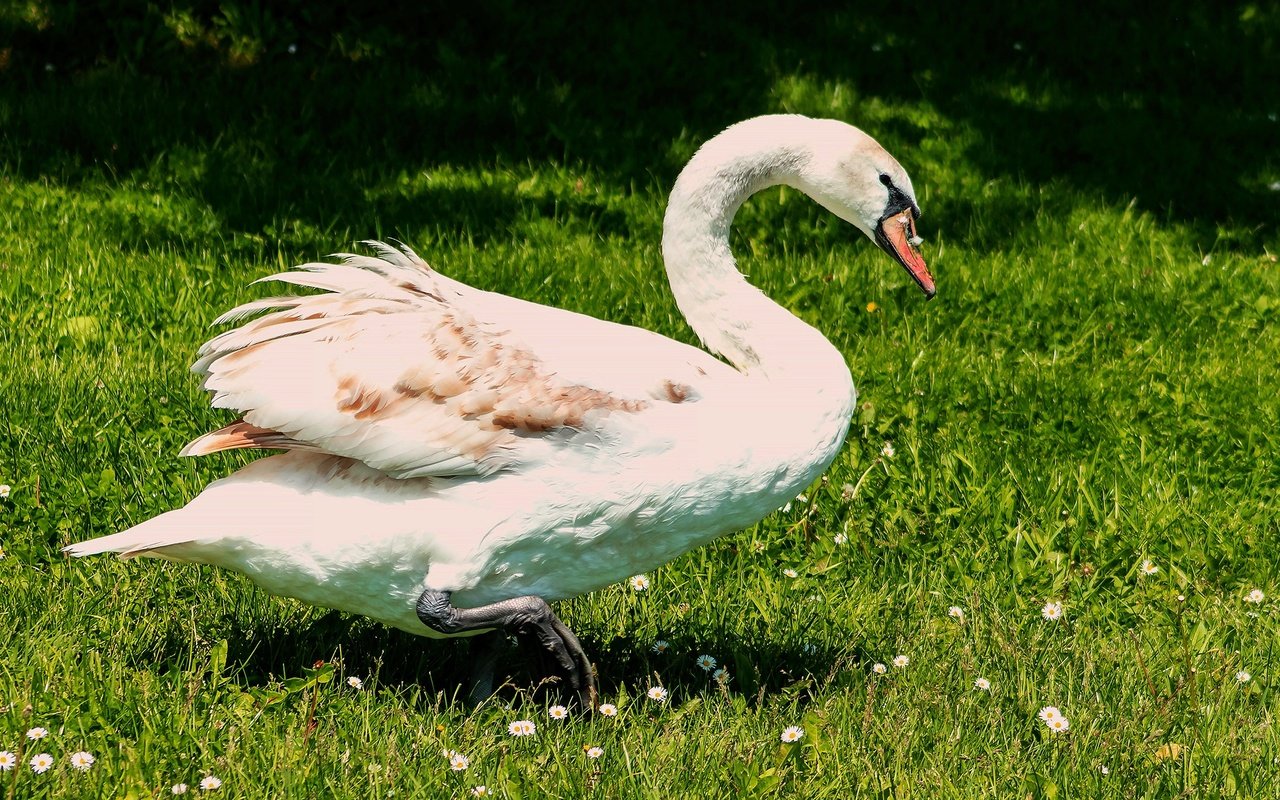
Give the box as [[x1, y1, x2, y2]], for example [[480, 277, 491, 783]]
[[1, 2, 1279, 797]]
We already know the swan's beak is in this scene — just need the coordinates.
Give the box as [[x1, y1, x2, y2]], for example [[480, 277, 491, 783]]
[[875, 210, 935, 299]]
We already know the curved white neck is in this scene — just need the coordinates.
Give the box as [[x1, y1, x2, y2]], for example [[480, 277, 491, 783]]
[[661, 118, 850, 387]]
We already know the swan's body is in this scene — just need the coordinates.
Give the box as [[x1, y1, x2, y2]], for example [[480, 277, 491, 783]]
[[66, 115, 933, 680]]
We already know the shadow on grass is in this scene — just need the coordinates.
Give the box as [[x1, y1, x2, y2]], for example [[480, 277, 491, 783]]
[[192, 610, 861, 708], [2, 1, 1275, 252]]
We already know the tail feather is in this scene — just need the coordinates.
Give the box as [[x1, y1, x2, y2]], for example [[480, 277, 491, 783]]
[[63, 509, 195, 560]]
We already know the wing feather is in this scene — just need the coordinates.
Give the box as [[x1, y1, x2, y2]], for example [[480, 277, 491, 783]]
[[186, 242, 720, 479]]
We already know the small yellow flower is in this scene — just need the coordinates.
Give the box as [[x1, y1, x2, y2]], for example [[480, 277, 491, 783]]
[[866, 301, 879, 313]]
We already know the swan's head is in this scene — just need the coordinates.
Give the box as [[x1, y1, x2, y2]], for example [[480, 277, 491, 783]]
[[793, 118, 935, 299]]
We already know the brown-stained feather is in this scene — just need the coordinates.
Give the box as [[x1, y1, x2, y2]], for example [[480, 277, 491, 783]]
[[180, 419, 310, 457]]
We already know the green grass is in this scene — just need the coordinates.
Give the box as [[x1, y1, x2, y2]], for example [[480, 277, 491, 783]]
[[1, 2, 1279, 797]]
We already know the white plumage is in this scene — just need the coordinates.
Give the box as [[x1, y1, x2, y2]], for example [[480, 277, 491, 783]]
[[66, 114, 932, 644]]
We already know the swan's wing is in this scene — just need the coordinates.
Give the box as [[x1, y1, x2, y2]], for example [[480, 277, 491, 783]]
[[185, 242, 733, 479]]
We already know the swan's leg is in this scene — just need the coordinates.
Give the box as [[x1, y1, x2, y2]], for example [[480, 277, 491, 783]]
[[416, 589, 596, 708]]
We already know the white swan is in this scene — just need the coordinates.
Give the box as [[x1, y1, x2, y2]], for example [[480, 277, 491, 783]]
[[65, 114, 933, 704]]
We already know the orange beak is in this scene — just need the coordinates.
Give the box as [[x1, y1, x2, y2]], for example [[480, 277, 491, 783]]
[[875, 209, 935, 299]]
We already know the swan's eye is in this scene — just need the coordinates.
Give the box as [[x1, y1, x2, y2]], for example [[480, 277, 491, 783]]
[[879, 174, 892, 187]]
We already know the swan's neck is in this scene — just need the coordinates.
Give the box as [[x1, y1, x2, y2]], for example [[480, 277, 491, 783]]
[[661, 121, 850, 388]]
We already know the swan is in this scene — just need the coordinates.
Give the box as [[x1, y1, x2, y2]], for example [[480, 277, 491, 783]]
[[65, 114, 934, 706]]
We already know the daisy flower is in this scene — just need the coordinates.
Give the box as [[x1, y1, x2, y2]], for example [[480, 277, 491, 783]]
[[449, 753, 470, 771], [651, 640, 670, 654], [548, 704, 569, 721], [69, 751, 95, 771], [629, 574, 650, 591], [586, 746, 604, 759], [26, 727, 48, 741], [892, 655, 909, 669], [1100, 766, 1110, 775], [696, 654, 717, 671], [647, 686, 668, 703], [974, 677, 991, 691], [833, 532, 848, 545], [172, 785, 189, 795], [712, 668, 729, 683], [881, 442, 895, 458], [0, 751, 15, 771], [598, 703, 618, 717], [948, 606, 964, 620], [29, 753, 53, 774], [347, 676, 364, 689], [1245, 589, 1266, 604], [782, 568, 798, 579], [872, 663, 887, 675], [1037, 706, 1061, 723], [1140, 559, 1158, 576], [780, 726, 804, 743], [1047, 717, 1070, 734], [1237, 670, 1252, 684], [1041, 601, 1064, 621], [471, 787, 490, 797], [507, 720, 536, 737], [0, 484, 10, 499], [200, 775, 222, 791]]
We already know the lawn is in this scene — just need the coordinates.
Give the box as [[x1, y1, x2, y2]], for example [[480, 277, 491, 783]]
[[1, 2, 1279, 798]]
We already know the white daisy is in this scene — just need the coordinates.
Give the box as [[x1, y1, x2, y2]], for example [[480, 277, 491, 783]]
[[0, 484, 10, 499], [1041, 601, 1064, 621], [586, 746, 603, 759], [892, 655, 909, 669], [1237, 670, 1252, 684], [0, 752, 14, 771], [872, 663, 887, 674], [1245, 589, 1266, 604], [1100, 765, 1110, 775], [548, 704, 569, 721], [200, 775, 222, 791], [696, 654, 717, 672], [651, 640, 670, 654], [712, 668, 730, 683], [948, 606, 964, 620], [1140, 559, 1158, 576], [29, 753, 53, 774], [1047, 717, 1070, 734], [646, 686, 668, 703], [598, 703, 618, 717], [172, 784, 189, 795], [1038, 706, 1061, 723], [629, 574, 650, 591], [26, 727, 48, 741], [347, 676, 364, 689], [881, 442, 895, 458], [833, 533, 848, 545], [782, 568, 798, 579], [69, 751, 95, 771], [470, 788, 489, 798], [780, 725, 804, 743], [449, 753, 469, 771], [507, 720, 536, 737], [974, 677, 991, 691]]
